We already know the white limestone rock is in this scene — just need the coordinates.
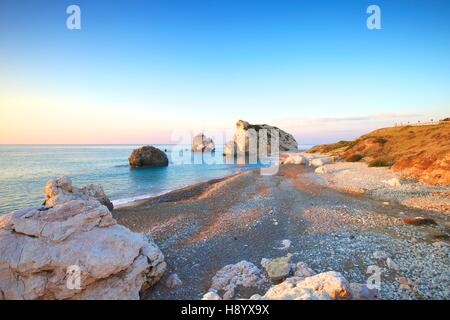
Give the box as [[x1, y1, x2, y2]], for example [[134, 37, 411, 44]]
[[44, 176, 114, 212], [201, 289, 222, 300], [192, 133, 215, 152], [382, 177, 402, 187], [252, 271, 351, 300], [310, 157, 334, 167], [0, 199, 166, 300], [208, 260, 267, 300], [223, 120, 298, 156]]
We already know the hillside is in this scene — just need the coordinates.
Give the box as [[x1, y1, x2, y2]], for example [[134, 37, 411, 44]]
[[307, 123, 450, 185]]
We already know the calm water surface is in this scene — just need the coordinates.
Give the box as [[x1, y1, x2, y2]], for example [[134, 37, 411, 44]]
[[0, 144, 313, 214]]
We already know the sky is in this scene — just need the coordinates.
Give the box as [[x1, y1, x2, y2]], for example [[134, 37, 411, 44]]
[[0, 0, 449, 144]]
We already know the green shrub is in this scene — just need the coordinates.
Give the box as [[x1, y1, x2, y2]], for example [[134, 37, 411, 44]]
[[346, 154, 363, 162], [375, 137, 387, 144], [368, 158, 394, 167]]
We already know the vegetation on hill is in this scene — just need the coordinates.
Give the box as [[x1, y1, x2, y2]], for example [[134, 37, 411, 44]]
[[307, 123, 450, 185]]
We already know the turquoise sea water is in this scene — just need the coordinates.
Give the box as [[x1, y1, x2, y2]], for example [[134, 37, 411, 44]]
[[0, 144, 313, 214]]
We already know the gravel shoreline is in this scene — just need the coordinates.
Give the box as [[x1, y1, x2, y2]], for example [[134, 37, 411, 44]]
[[113, 162, 449, 300]]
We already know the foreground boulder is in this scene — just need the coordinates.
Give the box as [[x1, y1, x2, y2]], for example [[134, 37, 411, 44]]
[[251, 271, 351, 300], [224, 120, 298, 156], [128, 146, 168, 168], [205, 260, 267, 300], [44, 176, 113, 212], [192, 133, 215, 152], [0, 199, 166, 300]]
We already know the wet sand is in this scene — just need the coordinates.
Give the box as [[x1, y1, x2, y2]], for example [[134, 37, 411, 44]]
[[113, 165, 450, 300]]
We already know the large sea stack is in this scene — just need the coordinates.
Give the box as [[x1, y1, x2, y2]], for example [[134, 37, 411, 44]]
[[224, 120, 298, 156], [192, 133, 215, 152]]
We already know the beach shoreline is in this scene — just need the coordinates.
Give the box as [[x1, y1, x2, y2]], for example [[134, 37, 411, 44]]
[[112, 170, 250, 210], [113, 161, 449, 300]]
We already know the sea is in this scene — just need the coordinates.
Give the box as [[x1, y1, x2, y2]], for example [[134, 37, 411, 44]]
[[0, 144, 313, 214]]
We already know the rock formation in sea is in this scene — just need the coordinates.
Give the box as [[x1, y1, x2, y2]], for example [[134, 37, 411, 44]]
[[44, 176, 114, 212], [191, 133, 215, 152], [128, 146, 169, 167], [0, 180, 166, 300], [223, 120, 298, 156]]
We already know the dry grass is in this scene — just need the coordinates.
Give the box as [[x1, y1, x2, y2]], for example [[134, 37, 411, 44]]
[[307, 140, 354, 154], [307, 123, 450, 184]]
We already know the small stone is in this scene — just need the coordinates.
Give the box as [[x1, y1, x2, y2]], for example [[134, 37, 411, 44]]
[[382, 178, 402, 187], [294, 262, 316, 278], [315, 166, 327, 174], [402, 217, 436, 226], [349, 283, 379, 300], [165, 273, 182, 289], [432, 241, 449, 248], [386, 257, 399, 271], [398, 277, 415, 291], [274, 239, 291, 250], [373, 250, 389, 260], [261, 254, 292, 282], [202, 290, 221, 300]]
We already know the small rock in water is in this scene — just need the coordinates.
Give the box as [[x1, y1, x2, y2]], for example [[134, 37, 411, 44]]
[[165, 273, 183, 289]]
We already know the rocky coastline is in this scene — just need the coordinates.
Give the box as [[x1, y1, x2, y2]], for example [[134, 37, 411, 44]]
[[1, 122, 449, 300]]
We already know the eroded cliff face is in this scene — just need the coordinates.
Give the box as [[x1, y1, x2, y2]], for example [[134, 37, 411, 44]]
[[224, 120, 298, 156]]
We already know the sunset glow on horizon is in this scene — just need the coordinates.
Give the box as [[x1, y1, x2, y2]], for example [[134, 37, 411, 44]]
[[1, 0, 449, 144]]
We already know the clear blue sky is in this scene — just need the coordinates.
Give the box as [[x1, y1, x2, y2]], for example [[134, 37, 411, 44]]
[[1, 0, 449, 144]]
